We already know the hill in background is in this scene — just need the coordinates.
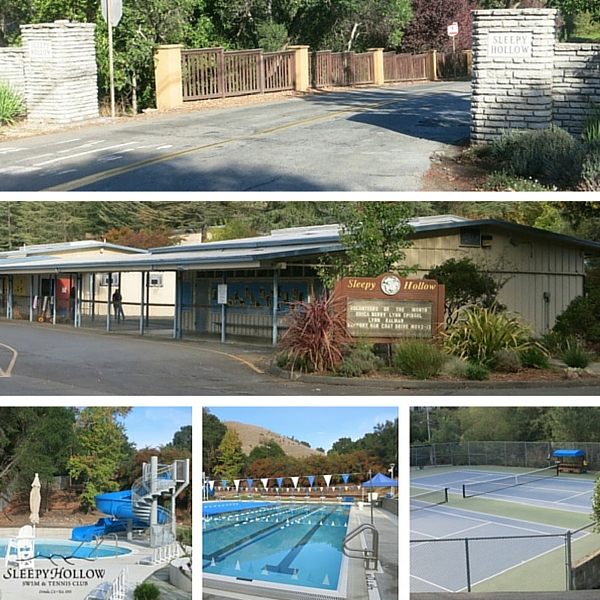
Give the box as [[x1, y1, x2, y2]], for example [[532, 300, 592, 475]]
[[224, 421, 324, 458]]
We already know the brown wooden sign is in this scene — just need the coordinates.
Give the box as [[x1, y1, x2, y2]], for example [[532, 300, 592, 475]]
[[334, 273, 445, 342]]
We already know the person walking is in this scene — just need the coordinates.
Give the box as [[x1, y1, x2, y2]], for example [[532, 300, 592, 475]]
[[112, 289, 126, 322]]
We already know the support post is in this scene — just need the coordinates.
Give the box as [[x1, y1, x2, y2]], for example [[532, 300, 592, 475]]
[[429, 50, 437, 81], [106, 274, 112, 332], [140, 272, 146, 335], [288, 45, 310, 92], [272, 269, 279, 346], [367, 48, 385, 86], [154, 45, 183, 109]]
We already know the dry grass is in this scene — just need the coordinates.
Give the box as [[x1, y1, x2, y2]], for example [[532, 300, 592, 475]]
[[224, 420, 324, 458]]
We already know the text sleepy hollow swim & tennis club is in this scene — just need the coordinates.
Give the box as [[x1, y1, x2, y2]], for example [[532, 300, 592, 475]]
[[3, 567, 107, 591]]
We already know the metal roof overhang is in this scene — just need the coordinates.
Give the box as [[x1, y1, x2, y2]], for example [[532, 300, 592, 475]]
[[412, 219, 600, 254], [0, 241, 344, 276]]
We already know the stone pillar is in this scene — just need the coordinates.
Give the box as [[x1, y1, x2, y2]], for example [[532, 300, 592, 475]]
[[154, 44, 183, 109], [288, 45, 310, 92], [368, 48, 385, 86], [471, 8, 557, 144], [20, 21, 98, 123]]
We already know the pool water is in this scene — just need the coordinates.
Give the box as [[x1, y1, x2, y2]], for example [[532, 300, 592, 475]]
[[0, 539, 132, 560], [203, 502, 350, 591]]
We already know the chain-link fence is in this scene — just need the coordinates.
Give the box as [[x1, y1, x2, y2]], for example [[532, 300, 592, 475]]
[[411, 441, 600, 471], [410, 522, 598, 593]]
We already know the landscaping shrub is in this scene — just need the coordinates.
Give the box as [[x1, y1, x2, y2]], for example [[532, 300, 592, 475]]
[[562, 338, 595, 369], [440, 356, 470, 379], [579, 140, 600, 191], [553, 290, 600, 344], [133, 582, 161, 600], [492, 349, 522, 373], [0, 79, 26, 126], [444, 303, 538, 367], [488, 126, 584, 189], [482, 171, 555, 191], [465, 362, 490, 381], [392, 340, 447, 379], [519, 346, 551, 369], [337, 344, 383, 377], [277, 292, 353, 373]]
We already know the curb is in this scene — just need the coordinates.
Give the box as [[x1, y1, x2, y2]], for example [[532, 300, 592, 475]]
[[268, 363, 600, 390]]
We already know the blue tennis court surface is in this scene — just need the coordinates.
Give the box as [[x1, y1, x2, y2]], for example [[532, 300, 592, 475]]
[[411, 467, 594, 513], [410, 467, 598, 593]]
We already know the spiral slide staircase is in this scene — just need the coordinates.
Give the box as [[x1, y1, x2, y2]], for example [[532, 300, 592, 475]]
[[71, 457, 190, 547]]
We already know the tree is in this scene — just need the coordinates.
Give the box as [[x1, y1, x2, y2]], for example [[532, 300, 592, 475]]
[[103, 226, 181, 249], [213, 427, 246, 482], [67, 407, 135, 511], [319, 201, 417, 288], [172, 425, 192, 451], [330, 437, 357, 455], [203, 408, 227, 476], [425, 257, 503, 325], [248, 440, 286, 463], [547, 407, 600, 442], [209, 220, 258, 241], [400, 0, 477, 53]]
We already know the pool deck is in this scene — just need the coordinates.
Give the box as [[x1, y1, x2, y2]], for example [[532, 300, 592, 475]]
[[0, 527, 193, 600], [202, 503, 398, 600]]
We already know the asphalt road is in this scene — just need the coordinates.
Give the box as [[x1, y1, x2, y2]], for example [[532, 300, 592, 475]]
[[0, 321, 597, 396], [0, 82, 471, 192]]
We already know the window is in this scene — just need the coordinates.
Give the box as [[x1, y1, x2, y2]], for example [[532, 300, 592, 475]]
[[460, 228, 481, 247], [100, 273, 120, 286], [149, 273, 163, 288]]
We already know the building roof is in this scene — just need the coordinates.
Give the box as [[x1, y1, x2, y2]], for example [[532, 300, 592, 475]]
[[0, 216, 598, 275]]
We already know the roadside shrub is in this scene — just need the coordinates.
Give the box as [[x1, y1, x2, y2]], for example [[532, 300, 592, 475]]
[[444, 303, 538, 367], [277, 292, 353, 373], [133, 582, 160, 600], [582, 102, 600, 142], [392, 340, 447, 379], [553, 290, 600, 344], [337, 344, 383, 377], [579, 140, 600, 191], [0, 79, 26, 126], [440, 356, 470, 379], [465, 362, 490, 381], [488, 126, 584, 189], [492, 349, 522, 373], [482, 171, 555, 191], [519, 346, 551, 369], [562, 338, 595, 369]]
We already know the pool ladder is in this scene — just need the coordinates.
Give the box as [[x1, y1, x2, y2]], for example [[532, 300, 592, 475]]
[[342, 524, 379, 570]]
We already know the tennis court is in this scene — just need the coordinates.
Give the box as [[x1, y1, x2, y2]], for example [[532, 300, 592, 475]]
[[410, 466, 600, 593]]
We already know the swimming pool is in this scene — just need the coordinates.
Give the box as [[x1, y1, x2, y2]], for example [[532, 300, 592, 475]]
[[203, 502, 351, 596], [0, 539, 132, 560]]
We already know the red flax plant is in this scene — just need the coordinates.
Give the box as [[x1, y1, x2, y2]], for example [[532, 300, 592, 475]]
[[278, 291, 353, 374]]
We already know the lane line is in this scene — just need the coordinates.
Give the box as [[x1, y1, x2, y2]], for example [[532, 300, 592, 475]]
[[42, 98, 403, 191], [0, 343, 18, 377], [35, 141, 138, 167]]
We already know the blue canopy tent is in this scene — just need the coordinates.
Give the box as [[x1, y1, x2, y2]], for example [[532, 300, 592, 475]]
[[363, 472, 398, 500], [363, 472, 398, 487], [552, 449, 587, 473]]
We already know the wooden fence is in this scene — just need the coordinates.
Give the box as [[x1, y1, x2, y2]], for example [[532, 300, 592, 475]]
[[182, 48, 295, 101], [180, 47, 470, 102]]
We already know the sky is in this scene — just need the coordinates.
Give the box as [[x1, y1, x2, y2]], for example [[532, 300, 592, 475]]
[[205, 405, 398, 453], [116, 406, 192, 449]]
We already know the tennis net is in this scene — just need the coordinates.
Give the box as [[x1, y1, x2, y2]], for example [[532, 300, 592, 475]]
[[462, 464, 559, 498], [410, 487, 449, 511]]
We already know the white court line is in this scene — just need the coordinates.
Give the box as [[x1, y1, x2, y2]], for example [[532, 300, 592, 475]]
[[34, 142, 138, 166], [0, 343, 18, 377], [410, 573, 454, 593]]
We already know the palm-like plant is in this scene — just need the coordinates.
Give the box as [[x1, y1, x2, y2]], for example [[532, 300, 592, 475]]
[[278, 291, 353, 373]]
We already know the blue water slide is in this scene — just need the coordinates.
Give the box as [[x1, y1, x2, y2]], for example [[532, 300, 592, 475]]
[[71, 490, 169, 542]]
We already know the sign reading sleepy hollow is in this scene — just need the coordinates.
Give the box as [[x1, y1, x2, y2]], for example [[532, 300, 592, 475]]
[[334, 273, 445, 341]]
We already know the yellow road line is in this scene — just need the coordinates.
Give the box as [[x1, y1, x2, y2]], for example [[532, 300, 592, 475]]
[[0, 343, 18, 377], [195, 347, 265, 374], [43, 98, 401, 192]]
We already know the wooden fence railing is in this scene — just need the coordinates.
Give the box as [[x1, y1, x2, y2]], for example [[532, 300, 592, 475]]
[[179, 46, 470, 102], [383, 52, 431, 82], [182, 48, 295, 101], [311, 51, 375, 87]]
